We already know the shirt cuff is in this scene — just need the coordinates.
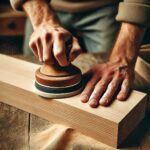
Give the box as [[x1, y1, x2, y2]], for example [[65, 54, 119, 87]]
[[116, 2, 150, 27], [10, 0, 51, 11]]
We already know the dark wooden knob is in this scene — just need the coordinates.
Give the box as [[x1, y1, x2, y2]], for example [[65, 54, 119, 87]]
[[7, 21, 16, 30]]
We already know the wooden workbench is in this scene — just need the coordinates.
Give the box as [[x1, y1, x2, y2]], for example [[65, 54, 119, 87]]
[[0, 54, 150, 150]]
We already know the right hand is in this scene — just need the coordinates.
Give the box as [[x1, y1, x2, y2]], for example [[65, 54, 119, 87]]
[[29, 24, 81, 66]]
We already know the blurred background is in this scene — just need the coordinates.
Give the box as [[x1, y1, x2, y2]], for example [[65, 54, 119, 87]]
[[0, 0, 26, 55]]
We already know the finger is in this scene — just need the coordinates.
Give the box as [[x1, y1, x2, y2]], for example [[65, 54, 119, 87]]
[[117, 78, 131, 101], [29, 42, 38, 58], [35, 38, 43, 62], [99, 72, 123, 106], [80, 74, 100, 103], [69, 37, 81, 61], [53, 33, 69, 66], [43, 40, 53, 62], [42, 34, 53, 63], [89, 77, 112, 108], [82, 69, 93, 84]]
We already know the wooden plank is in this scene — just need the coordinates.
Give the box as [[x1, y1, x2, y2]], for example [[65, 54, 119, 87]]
[[0, 102, 29, 150], [0, 54, 147, 148]]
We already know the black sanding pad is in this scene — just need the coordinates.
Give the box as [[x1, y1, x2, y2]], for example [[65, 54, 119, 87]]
[[33, 80, 83, 98]]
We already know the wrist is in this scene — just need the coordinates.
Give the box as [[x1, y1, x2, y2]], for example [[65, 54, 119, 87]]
[[22, 0, 60, 30], [109, 22, 145, 66]]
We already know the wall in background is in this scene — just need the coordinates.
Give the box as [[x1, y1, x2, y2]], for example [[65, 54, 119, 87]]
[[0, 1, 26, 55]]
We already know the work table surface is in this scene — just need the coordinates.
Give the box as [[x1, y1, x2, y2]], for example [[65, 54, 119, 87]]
[[0, 54, 150, 150]]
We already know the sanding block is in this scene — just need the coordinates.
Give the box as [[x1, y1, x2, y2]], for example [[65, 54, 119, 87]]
[[33, 62, 83, 98]]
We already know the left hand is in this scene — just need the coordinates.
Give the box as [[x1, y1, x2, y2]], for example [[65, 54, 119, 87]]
[[80, 60, 134, 107], [80, 22, 145, 108]]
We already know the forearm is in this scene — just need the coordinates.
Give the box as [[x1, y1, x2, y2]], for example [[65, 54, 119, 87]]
[[109, 22, 145, 66], [22, 0, 60, 30]]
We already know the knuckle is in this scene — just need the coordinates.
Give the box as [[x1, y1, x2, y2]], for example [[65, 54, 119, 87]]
[[41, 32, 51, 41], [92, 93, 99, 99], [56, 32, 64, 39], [35, 37, 40, 44], [43, 55, 49, 62], [98, 83, 105, 88], [99, 86, 105, 90], [41, 33, 47, 40], [30, 38, 39, 46], [29, 41, 35, 49], [110, 82, 116, 88]]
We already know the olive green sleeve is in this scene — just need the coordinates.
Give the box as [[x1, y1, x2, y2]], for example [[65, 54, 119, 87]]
[[10, 0, 51, 11], [116, 0, 150, 27]]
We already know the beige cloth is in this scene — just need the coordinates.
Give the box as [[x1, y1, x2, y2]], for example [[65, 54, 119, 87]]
[[30, 124, 116, 150]]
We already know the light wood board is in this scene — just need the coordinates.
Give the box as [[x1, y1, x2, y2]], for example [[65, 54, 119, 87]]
[[0, 54, 147, 148]]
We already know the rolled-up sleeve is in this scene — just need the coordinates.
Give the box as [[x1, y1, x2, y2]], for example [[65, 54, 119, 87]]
[[116, 0, 150, 27], [10, 0, 51, 11]]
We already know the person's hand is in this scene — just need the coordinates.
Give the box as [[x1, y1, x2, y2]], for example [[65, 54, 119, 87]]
[[22, 0, 81, 66], [80, 22, 145, 108], [29, 24, 81, 66], [80, 60, 134, 107]]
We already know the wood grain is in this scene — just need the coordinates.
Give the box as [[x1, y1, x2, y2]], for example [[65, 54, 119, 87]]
[[0, 54, 147, 148]]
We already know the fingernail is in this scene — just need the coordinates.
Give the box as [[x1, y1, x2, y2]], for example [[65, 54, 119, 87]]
[[80, 95, 89, 103], [89, 99, 98, 108], [117, 95, 125, 101], [99, 98, 109, 106]]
